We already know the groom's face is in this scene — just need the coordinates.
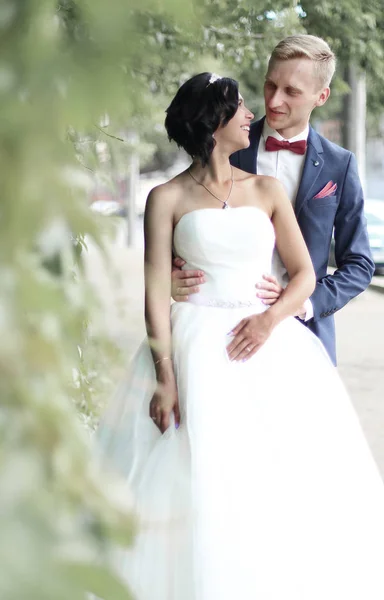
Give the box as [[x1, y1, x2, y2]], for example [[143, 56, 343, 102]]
[[264, 58, 329, 139]]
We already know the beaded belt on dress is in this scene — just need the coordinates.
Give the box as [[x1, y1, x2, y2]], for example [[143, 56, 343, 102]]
[[187, 295, 263, 309]]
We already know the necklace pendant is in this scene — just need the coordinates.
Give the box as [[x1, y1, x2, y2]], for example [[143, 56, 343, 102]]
[[187, 166, 234, 210]]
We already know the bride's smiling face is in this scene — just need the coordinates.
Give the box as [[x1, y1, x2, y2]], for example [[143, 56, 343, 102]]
[[213, 94, 254, 153]]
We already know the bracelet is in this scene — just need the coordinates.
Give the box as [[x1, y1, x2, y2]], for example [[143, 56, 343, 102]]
[[154, 356, 171, 365]]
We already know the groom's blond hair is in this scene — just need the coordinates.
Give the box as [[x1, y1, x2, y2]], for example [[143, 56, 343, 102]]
[[268, 34, 336, 89]]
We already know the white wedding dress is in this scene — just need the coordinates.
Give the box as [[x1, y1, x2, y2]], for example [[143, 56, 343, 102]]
[[97, 206, 384, 600]]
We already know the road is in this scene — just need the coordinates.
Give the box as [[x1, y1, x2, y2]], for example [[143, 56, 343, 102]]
[[84, 221, 384, 476], [336, 288, 384, 476]]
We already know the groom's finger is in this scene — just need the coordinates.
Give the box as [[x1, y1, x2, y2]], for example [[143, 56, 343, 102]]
[[172, 269, 205, 280], [262, 273, 279, 284], [173, 285, 200, 301], [261, 297, 278, 305], [256, 289, 279, 299], [256, 281, 281, 293], [179, 276, 204, 288], [172, 257, 186, 268]]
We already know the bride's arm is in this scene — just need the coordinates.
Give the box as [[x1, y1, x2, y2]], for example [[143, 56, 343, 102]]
[[266, 177, 316, 324], [227, 178, 315, 362], [144, 185, 179, 431]]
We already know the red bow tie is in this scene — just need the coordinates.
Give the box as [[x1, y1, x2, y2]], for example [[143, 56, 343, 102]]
[[265, 136, 307, 155]]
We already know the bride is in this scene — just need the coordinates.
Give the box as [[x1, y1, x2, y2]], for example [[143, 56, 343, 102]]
[[97, 72, 384, 599]]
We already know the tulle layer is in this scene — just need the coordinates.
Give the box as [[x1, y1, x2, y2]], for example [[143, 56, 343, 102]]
[[97, 303, 384, 600]]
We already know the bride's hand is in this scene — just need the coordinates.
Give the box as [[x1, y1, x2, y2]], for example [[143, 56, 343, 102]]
[[149, 380, 180, 433], [226, 312, 274, 362]]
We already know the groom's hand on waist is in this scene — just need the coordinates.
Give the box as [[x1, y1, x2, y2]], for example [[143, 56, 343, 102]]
[[255, 273, 283, 305], [171, 256, 205, 302], [255, 273, 311, 320]]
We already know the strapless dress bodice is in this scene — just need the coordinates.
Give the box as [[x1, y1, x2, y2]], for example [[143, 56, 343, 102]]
[[173, 206, 275, 308]]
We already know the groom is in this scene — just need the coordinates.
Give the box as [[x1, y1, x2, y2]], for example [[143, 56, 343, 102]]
[[172, 34, 374, 365]]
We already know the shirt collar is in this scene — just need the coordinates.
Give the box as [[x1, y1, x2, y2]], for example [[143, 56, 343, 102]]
[[262, 119, 309, 144]]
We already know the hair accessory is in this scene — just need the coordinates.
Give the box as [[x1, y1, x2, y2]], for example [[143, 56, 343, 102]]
[[207, 73, 222, 86]]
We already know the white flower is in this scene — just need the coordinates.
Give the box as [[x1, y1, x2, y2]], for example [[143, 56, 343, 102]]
[[207, 73, 222, 86]]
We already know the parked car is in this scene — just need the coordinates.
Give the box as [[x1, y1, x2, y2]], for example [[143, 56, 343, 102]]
[[365, 199, 384, 272], [329, 199, 384, 273], [90, 200, 127, 217]]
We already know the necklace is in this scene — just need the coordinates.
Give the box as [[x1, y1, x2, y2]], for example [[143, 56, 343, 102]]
[[187, 166, 234, 209]]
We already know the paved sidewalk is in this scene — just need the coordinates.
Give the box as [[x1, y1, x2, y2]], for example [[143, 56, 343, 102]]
[[370, 274, 384, 294], [83, 229, 145, 357], [336, 289, 384, 476]]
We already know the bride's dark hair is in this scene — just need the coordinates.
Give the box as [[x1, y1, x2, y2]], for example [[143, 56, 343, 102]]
[[165, 72, 239, 166]]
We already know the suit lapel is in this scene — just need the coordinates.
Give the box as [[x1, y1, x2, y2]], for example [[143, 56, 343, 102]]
[[295, 126, 324, 218], [240, 117, 264, 174]]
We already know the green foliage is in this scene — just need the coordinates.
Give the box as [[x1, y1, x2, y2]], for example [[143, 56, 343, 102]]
[[300, 0, 384, 72], [299, 0, 384, 132], [133, 0, 384, 160], [0, 0, 197, 598], [197, 0, 384, 125], [198, 1, 305, 117]]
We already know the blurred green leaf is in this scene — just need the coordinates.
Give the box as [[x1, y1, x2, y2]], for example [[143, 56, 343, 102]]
[[62, 561, 134, 600]]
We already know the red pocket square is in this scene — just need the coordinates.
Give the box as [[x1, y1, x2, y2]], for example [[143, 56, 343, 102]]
[[313, 181, 337, 199]]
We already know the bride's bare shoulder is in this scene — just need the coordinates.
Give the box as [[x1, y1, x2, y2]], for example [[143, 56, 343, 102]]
[[233, 169, 283, 191], [252, 174, 284, 192], [145, 173, 186, 216], [252, 175, 292, 217], [147, 173, 184, 198], [232, 167, 255, 184], [233, 169, 286, 197]]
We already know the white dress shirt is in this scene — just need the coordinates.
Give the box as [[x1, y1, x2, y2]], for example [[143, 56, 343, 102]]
[[257, 121, 313, 321]]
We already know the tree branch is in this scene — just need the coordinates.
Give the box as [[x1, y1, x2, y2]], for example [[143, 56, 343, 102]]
[[94, 124, 125, 142]]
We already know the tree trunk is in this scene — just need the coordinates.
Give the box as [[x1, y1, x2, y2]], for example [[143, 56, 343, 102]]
[[127, 146, 140, 248], [342, 63, 367, 192]]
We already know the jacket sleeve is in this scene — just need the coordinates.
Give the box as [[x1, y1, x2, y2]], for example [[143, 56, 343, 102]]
[[309, 152, 375, 322]]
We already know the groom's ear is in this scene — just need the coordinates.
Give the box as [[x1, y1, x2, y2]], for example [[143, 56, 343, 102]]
[[315, 87, 330, 108]]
